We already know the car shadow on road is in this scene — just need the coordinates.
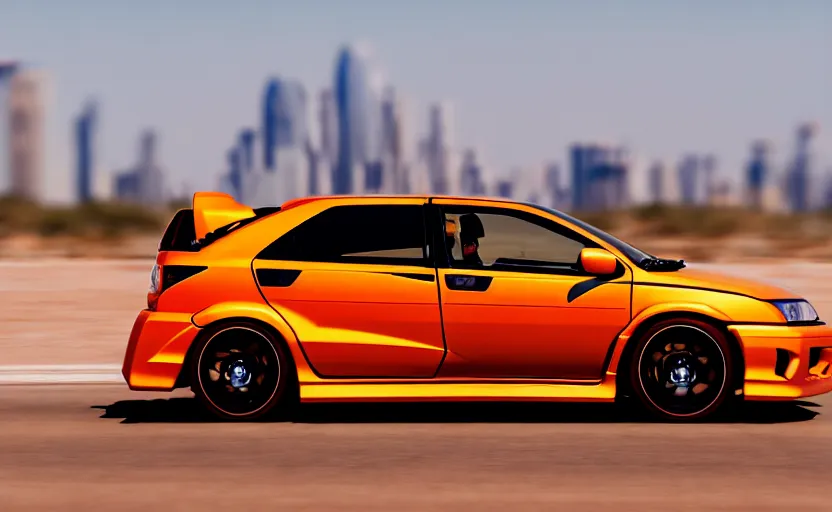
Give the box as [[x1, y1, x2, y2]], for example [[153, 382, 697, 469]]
[[92, 398, 822, 425]]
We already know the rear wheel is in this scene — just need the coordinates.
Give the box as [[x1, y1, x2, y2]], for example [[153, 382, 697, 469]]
[[628, 319, 733, 421], [190, 322, 291, 421]]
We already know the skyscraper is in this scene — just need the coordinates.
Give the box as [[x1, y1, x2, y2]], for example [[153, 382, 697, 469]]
[[570, 144, 629, 211], [319, 89, 338, 164], [262, 78, 308, 172], [113, 130, 165, 205], [786, 122, 816, 212], [648, 161, 665, 205], [137, 130, 164, 204], [262, 80, 278, 172], [379, 87, 408, 193], [495, 179, 514, 199], [0, 61, 19, 195], [700, 154, 717, 204], [423, 103, 453, 194], [227, 146, 241, 200], [570, 144, 607, 210], [677, 154, 699, 205], [238, 128, 256, 173], [745, 140, 770, 210], [570, 145, 587, 211], [544, 163, 566, 209], [7, 68, 45, 201], [333, 44, 375, 194], [75, 101, 97, 203], [824, 169, 832, 210], [305, 138, 320, 196], [459, 149, 487, 196]]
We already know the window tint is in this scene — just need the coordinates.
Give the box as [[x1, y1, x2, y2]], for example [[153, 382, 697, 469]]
[[260, 204, 427, 265], [443, 208, 588, 272], [159, 209, 197, 252]]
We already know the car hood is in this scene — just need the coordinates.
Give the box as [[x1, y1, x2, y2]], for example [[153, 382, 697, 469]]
[[636, 267, 802, 300]]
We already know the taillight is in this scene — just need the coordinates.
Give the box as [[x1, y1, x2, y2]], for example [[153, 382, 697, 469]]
[[147, 263, 206, 311]]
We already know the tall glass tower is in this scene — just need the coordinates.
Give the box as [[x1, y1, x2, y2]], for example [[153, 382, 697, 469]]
[[787, 123, 815, 212], [262, 78, 307, 172], [746, 141, 769, 210], [333, 44, 374, 194], [0, 62, 19, 195], [75, 101, 97, 203]]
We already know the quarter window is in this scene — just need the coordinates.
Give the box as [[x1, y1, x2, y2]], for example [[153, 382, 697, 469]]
[[260, 204, 427, 265]]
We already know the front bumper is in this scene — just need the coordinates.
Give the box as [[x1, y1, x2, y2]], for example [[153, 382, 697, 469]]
[[730, 323, 832, 400], [122, 309, 201, 391]]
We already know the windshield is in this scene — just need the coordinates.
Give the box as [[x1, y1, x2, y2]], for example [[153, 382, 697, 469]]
[[524, 203, 654, 265]]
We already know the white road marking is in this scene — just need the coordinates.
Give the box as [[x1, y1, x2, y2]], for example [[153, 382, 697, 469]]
[[0, 364, 123, 384]]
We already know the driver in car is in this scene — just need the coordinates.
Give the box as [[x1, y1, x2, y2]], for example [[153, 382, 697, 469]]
[[458, 213, 484, 267]]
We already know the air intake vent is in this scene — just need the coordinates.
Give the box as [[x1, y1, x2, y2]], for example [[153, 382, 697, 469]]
[[774, 349, 791, 379]]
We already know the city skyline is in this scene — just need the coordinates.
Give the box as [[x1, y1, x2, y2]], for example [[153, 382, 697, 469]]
[[210, 46, 827, 212], [2, 0, 830, 203]]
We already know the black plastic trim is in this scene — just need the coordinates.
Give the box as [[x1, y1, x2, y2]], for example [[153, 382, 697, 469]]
[[566, 278, 629, 303], [255, 268, 302, 288], [388, 272, 436, 282], [161, 265, 207, 291]]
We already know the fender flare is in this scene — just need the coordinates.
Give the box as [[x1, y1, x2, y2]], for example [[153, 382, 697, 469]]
[[606, 302, 732, 375], [191, 301, 301, 349]]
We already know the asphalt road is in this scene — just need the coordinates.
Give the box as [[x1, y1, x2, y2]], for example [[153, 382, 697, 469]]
[[0, 385, 829, 511]]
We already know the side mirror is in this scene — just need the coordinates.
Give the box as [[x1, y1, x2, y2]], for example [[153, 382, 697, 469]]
[[580, 248, 618, 276]]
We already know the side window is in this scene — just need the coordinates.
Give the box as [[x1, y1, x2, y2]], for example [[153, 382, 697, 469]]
[[443, 208, 588, 272], [260, 204, 427, 265]]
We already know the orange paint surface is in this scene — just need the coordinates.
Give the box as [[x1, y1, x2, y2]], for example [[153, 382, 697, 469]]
[[121, 192, 832, 403]]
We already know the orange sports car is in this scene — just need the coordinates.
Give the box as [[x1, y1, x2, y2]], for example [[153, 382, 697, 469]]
[[122, 192, 832, 421]]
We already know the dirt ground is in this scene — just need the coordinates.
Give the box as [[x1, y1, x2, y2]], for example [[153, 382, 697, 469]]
[[0, 259, 830, 366], [0, 385, 829, 511]]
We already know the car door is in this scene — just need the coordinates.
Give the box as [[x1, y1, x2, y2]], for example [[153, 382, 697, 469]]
[[252, 200, 445, 378], [433, 199, 632, 380]]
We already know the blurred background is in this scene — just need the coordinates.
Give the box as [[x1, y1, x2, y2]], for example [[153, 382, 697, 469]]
[[0, 0, 830, 262], [0, 3, 831, 510]]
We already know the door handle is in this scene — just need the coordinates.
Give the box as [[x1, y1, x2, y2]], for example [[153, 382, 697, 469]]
[[444, 274, 493, 292]]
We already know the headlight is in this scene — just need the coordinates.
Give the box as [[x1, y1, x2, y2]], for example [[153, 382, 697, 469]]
[[771, 300, 819, 323], [149, 264, 161, 294]]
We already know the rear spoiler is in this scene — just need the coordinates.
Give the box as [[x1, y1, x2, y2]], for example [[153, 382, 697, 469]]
[[158, 193, 281, 252], [192, 192, 255, 241]]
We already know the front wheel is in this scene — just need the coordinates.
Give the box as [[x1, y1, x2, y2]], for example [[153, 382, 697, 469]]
[[628, 319, 734, 421], [190, 322, 292, 421]]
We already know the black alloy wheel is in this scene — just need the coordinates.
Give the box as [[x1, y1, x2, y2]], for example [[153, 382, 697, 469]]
[[629, 319, 734, 421], [191, 322, 290, 420]]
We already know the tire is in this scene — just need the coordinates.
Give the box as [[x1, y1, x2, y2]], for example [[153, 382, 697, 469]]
[[190, 321, 292, 421], [628, 318, 734, 421]]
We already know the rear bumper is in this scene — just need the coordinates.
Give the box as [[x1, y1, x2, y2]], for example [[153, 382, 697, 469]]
[[122, 310, 200, 391], [730, 324, 832, 400]]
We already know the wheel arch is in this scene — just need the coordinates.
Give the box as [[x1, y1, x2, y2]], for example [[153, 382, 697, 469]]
[[174, 302, 304, 389], [611, 309, 746, 398]]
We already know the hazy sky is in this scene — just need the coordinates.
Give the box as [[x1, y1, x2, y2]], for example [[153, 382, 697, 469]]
[[2, 0, 830, 203]]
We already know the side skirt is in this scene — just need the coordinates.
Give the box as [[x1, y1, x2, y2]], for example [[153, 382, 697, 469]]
[[299, 378, 617, 403]]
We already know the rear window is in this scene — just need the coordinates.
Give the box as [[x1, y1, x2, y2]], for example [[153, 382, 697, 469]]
[[159, 209, 197, 252], [258, 204, 427, 265]]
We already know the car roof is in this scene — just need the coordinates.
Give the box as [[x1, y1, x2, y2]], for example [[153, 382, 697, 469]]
[[279, 194, 522, 210]]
